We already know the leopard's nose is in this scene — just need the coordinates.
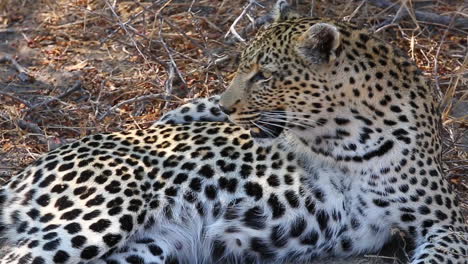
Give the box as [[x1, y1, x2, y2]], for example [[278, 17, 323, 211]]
[[219, 105, 235, 115]]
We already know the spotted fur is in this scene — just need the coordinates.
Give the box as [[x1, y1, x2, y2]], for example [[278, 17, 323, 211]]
[[155, 96, 226, 126]]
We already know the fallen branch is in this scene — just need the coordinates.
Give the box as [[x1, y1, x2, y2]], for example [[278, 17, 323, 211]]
[[98, 93, 174, 121], [0, 91, 32, 107], [433, 16, 455, 98], [158, 22, 186, 86], [25, 80, 83, 114], [16, 120, 71, 150], [225, 0, 259, 42], [162, 64, 175, 110], [161, 17, 206, 52], [17, 120, 44, 135], [98, 1, 162, 43], [367, 0, 468, 29], [224, 12, 273, 46], [16, 119, 50, 147], [104, 0, 148, 62], [0, 53, 34, 82], [0, 28, 40, 33]]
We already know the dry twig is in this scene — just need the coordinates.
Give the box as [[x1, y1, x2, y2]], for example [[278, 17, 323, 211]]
[[433, 16, 456, 98], [17, 120, 44, 135], [24, 80, 83, 114], [367, 0, 468, 29], [224, 0, 259, 42], [104, 0, 149, 62], [0, 53, 33, 82], [98, 93, 174, 121], [158, 21, 186, 86], [0, 92, 32, 108]]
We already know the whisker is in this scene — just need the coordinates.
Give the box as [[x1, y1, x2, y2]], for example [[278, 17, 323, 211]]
[[261, 112, 318, 121], [264, 111, 314, 116], [256, 120, 304, 139], [250, 121, 276, 138], [261, 117, 343, 132], [261, 115, 316, 127], [262, 116, 315, 125], [261, 113, 321, 124], [256, 120, 289, 130], [254, 124, 277, 138], [261, 118, 311, 129]]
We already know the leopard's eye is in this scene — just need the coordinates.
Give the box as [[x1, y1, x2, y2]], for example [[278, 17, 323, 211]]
[[251, 71, 272, 83]]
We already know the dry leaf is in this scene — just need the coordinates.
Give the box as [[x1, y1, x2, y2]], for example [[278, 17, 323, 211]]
[[2, 142, 14, 152], [65, 60, 88, 71]]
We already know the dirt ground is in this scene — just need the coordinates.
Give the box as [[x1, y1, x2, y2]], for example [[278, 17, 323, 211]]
[[0, 0, 467, 263]]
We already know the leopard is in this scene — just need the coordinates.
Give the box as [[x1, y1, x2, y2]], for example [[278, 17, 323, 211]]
[[157, 96, 228, 125], [0, 1, 466, 264]]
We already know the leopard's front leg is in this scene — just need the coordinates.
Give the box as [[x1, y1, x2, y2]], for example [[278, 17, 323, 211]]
[[411, 225, 467, 264]]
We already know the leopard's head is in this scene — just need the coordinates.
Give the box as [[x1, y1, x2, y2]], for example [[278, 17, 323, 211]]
[[219, 0, 439, 165]]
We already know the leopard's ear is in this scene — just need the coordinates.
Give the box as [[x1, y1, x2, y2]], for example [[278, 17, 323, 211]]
[[272, 0, 300, 22], [296, 23, 341, 65]]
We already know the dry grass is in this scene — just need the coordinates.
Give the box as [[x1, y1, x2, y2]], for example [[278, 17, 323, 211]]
[[0, 0, 467, 215]]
